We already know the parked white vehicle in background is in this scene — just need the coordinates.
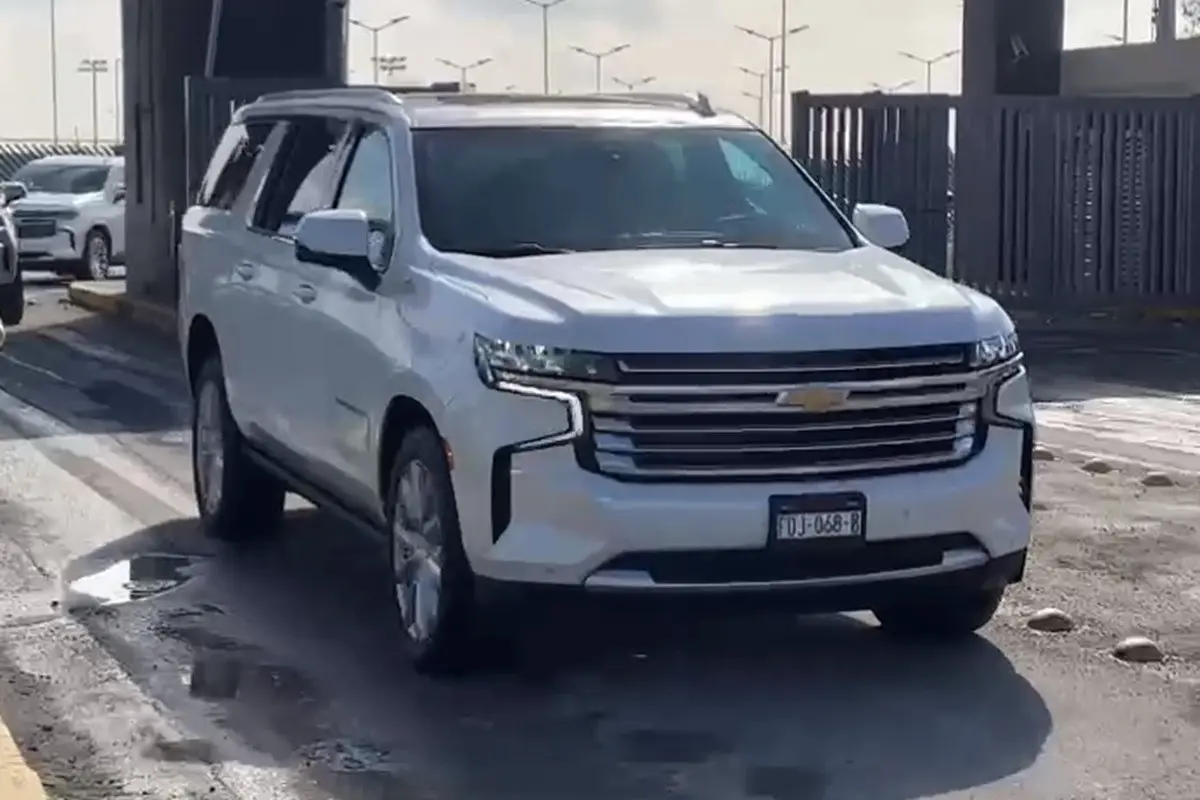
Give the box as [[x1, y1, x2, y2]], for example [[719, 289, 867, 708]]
[[179, 88, 1036, 676], [5, 154, 125, 280], [0, 190, 22, 328]]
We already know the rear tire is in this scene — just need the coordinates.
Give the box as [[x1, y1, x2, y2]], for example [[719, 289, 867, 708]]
[[191, 355, 286, 542], [386, 426, 488, 676], [872, 586, 1005, 639], [0, 269, 23, 326]]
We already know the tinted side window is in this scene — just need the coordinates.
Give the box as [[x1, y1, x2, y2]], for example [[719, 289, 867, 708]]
[[198, 120, 275, 210], [252, 117, 349, 236]]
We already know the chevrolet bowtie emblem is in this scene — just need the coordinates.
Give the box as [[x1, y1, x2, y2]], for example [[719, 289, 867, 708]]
[[775, 386, 850, 412]]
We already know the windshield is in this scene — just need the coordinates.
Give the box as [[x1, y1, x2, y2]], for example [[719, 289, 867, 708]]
[[10, 163, 110, 194], [412, 126, 856, 256]]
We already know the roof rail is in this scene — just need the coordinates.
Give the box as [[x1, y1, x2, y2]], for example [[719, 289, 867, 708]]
[[255, 86, 399, 104], [425, 91, 718, 116], [621, 92, 716, 117]]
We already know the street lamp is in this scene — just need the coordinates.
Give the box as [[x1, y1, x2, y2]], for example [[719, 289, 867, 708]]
[[78, 58, 108, 147], [569, 44, 630, 92], [741, 90, 764, 127], [522, 0, 571, 94], [437, 57, 493, 91], [869, 79, 915, 93], [612, 75, 654, 91], [349, 15, 409, 84], [736, 23, 808, 139], [49, 0, 59, 144], [738, 66, 766, 123], [897, 48, 960, 92]]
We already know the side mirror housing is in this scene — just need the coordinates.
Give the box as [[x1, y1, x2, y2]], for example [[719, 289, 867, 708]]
[[852, 203, 910, 249], [294, 209, 379, 289], [1, 182, 28, 205], [112, 184, 126, 203]]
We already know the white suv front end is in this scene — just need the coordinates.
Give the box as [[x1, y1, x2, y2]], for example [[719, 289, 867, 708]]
[[437, 248, 1034, 616]]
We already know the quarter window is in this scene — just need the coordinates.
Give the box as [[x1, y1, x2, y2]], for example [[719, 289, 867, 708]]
[[198, 120, 275, 210]]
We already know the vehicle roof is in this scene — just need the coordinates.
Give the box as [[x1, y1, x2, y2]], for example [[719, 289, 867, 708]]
[[242, 88, 755, 131], [23, 154, 122, 167]]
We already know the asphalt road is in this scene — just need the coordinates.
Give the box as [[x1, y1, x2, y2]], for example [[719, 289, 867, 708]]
[[0, 287, 1197, 799]]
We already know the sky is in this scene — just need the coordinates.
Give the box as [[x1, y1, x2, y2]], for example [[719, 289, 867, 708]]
[[0, 0, 1178, 142]]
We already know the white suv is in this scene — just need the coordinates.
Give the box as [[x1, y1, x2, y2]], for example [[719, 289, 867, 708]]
[[5, 154, 126, 279], [179, 88, 1035, 675]]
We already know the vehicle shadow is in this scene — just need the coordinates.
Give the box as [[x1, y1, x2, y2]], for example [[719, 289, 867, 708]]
[[62, 509, 1053, 800], [0, 312, 187, 442], [1021, 318, 1200, 401]]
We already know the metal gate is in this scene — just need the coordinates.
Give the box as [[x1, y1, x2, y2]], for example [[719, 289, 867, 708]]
[[791, 92, 1200, 310]]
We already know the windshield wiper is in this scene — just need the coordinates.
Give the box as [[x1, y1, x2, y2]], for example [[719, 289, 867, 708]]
[[454, 242, 575, 258]]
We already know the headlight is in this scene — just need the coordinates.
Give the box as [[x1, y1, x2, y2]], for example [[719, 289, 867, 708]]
[[971, 331, 1020, 368], [473, 334, 618, 385]]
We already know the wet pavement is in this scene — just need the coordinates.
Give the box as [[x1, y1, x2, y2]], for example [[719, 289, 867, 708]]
[[0, 296, 1196, 798]]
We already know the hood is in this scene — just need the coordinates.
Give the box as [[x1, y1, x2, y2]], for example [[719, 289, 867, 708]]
[[11, 191, 94, 211], [437, 246, 1012, 353]]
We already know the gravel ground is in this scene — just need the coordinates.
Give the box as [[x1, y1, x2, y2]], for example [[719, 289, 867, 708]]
[[0, 294, 1196, 799]]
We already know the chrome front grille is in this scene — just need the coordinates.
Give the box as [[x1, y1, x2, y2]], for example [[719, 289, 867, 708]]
[[582, 344, 986, 479]]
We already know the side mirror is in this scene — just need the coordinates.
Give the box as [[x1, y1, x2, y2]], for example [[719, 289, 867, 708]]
[[294, 208, 379, 289], [1, 182, 27, 204], [852, 203, 910, 249], [112, 185, 125, 203]]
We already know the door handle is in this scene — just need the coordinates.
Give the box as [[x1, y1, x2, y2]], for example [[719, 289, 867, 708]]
[[292, 283, 317, 304], [233, 261, 256, 280]]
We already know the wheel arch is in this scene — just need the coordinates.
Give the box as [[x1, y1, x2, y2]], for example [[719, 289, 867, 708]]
[[184, 314, 220, 394], [377, 394, 444, 502]]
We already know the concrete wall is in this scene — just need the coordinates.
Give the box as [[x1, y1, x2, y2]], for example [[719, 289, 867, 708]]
[[120, 0, 346, 307], [1061, 38, 1200, 96]]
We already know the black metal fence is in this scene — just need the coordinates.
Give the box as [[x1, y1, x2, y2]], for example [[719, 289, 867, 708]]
[[792, 92, 1200, 311]]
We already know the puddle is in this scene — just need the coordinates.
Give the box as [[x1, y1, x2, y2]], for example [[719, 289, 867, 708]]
[[63, 553, 203, 609]]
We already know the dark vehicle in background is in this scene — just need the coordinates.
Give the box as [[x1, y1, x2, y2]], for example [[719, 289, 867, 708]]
[[0, 188, 24, 326]]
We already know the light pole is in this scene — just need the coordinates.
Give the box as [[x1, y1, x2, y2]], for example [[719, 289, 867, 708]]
[[736, 23, 808, 139], [1122, 0, 1130, 42], [78, 58, 108, 147], [777, 2, 809, 148], [49, 0, 59, 144], [869, 79, 915, 93], [113, 57, 121, 141], [569, 44, 630, 92], [437, 57, 493, 91], [349, 15, 409, 84], [897, 48, 960, 92], [375, 55, 407, 83], [738, 66, 765, 125], [522, 0, 570, 94], [741, 90, 764, 127], [612, 75, 654, 91]]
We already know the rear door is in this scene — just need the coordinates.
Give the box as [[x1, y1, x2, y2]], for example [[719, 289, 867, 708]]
[[180, 117, 279, 434]]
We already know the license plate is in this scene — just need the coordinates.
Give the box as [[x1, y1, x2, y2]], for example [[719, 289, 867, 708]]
[[770, 492, 866, 543]]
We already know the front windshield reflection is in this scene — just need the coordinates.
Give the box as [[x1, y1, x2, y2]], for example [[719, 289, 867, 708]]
[[413, 126, 856, 258]]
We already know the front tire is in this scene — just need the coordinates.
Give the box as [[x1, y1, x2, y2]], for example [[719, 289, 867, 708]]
[[0, 269, 23, 326], [191, 355, 286, 542], [79, 228, 111, 280], [872, 586, 1005, 639], [386, 426, 483, 676]]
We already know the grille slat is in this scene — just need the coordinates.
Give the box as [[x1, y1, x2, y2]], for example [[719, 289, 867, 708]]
[[582, 344, 983, 480]]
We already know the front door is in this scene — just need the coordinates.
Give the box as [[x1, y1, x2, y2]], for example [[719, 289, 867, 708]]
[[306, 121, 404, 516], [238, 114, 352, 473]]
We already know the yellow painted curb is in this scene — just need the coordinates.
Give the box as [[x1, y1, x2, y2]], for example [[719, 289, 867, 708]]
[[66, 283, 176, 339], [0, 718, 47, 800]]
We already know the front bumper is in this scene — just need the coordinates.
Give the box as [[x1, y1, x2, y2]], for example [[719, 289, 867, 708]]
[[18, 228, 80, 266], [446, 382, 1034, 598]]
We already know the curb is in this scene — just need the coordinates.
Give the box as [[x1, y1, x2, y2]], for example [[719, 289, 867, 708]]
[[66, 282, 176, 339]]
